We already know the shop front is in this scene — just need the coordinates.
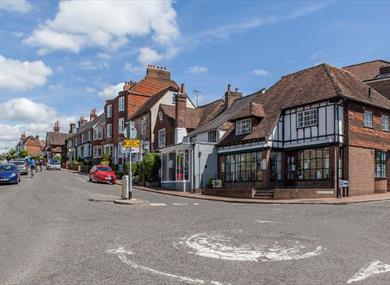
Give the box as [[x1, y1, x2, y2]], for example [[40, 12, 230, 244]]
[[160, 144, 191, 191]]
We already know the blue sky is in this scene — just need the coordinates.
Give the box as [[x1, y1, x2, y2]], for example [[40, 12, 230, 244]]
[[0, 0, 389, 152]]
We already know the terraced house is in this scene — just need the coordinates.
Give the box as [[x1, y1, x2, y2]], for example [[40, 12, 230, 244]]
[[103, 65, 178, 172], [211, 63, 390, 199]]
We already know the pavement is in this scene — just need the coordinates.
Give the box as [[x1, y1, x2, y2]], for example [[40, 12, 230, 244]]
[[2, 170, 390, 284]]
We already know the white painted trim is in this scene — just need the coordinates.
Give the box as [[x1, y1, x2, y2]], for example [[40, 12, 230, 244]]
[[218, 142, 267, 153], [284, 138, 334, 148]]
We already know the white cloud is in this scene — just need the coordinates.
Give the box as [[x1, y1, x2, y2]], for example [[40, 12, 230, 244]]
[[0, 0, 32, 13], [24, 1, 179, 56], [98, 83, 124, 99], [79, 60, 109, 71], [123, 62, 143, 73], [137, 47, 164, 65], [0, 54, 52, 91], [188, 66, 208, 74], [252, 68, 269, 76], [84, 86, 96, 93], [0, 98, 76, 152]]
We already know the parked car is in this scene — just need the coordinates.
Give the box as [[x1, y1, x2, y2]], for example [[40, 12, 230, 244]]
[[47, 159, 61, 170], [13, 160, 29, 175], [89, 165, 117, 184], [0, 164, 20, 184]]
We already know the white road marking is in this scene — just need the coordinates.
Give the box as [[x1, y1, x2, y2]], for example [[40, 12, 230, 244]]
[[107, 247, 229, 285], [149, 203, 167, 206], [172, 203, 188, 206], [347, 260, 390, 284], [255, 220, 279, 224], [175, 233, 323, 262]]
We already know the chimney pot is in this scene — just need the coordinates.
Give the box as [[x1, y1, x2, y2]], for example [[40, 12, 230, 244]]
[[180, 83, 185, 94], [227, 84, 231, 92], [235, 88, 239, 92]]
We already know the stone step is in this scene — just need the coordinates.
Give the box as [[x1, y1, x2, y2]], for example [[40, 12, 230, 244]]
[[254, 190, 274, 199]]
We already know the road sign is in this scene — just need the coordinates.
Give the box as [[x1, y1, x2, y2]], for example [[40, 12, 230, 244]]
[[123, 139, 141, 149]]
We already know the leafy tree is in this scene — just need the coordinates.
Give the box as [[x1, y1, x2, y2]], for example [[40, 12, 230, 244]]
[[54, 154, 62, 161], [18, 150, 30, 158], [6, 149, 16, 161]]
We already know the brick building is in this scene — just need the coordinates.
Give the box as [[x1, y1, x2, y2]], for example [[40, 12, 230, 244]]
[[204, 63, 390, 199], [103, 65, 178, 172], [15, 133, 46, 157], [154, 85, 225, 191], [344, 59, 390, 100], [45, 121, 69, 160]]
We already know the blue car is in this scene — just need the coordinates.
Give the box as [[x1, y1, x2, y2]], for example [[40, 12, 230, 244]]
[[0, 164, 20, 184]]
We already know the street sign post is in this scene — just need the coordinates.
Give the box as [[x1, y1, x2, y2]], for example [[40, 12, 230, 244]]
[[122, 138, 141, 199]]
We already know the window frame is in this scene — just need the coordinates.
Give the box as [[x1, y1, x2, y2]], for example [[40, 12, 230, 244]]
[[382, 115, 389, 132], [375, 151, 387, 178], [106, 123, 112, 138], [296, 108, 318, 128], [118, 97, 125, 112], [364, 110, 373, 128], [118, 118, 125, 134], [235, 118, 252, 135], [158, 128, 166, 148], [106, 104, 112, 118], [208, 130, 217, 142]]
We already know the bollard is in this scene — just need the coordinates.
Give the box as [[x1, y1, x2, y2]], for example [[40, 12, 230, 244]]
[[122, 175, 129, 199]]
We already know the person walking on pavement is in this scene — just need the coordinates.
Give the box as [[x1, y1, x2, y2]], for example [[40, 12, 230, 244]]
[[39, 160, 43, 172]]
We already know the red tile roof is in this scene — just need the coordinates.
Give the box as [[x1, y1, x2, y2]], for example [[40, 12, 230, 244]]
[[127, 77, 178, 97], [343, 59, 390, 81]]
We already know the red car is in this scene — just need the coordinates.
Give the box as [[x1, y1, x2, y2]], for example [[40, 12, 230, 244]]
[[89, 165, 117, 184]]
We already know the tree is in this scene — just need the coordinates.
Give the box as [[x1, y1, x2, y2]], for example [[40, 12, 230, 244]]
[[18, 150, 29, 158], [54, 154, 62, 161], [6, 149, 16, 161]]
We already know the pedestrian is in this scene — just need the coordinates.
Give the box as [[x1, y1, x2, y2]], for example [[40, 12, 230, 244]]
[[39, 160, 43, 172], [29, 159, 36, 178]]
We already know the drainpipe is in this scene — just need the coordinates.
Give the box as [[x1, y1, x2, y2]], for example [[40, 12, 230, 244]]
[[191, 142, 196, 193]]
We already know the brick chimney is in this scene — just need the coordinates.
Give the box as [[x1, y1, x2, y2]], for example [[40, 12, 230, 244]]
[[79, 117, 88, 128], [53, 121, 60, 133], [35, 135, 39, 140], [175, 83, 187, 144], [224, 84, 243, 108], [69, 123, 76, 134], [90, 108, 97, 121], [146, 64, 171, 80], [21, 132, 26, 141]]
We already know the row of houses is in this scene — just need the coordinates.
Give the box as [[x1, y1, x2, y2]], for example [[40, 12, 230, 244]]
[[58, 60, 390, 199]]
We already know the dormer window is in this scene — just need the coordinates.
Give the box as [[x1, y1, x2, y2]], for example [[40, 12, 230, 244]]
[[236, 118, 252, 135], [297, 109, 317, 128]]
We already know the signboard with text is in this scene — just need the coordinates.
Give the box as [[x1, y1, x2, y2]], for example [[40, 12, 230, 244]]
[[123, 139, 141, 149]]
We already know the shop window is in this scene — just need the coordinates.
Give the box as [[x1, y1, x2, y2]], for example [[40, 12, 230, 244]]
[[375, 151, 387, 178], [223, 151, 263, 182], [364, 111, 373, 128], [297, 109, 317, 128], [176, 150, 189, 181], [296, 147, 330, 180]]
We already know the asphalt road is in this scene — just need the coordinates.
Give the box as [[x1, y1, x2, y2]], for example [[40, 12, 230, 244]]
[[1, 170, 390, 285]]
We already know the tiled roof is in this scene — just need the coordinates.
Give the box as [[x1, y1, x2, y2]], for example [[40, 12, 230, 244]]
[[343, 59, 390, 81], [219, 63, 390, 146], [129, 87, 176, 120], [46, 132, 69, 147], [127, 77, 178, 96], [160, 99, 224, 130], [188, 95, 257, 137]]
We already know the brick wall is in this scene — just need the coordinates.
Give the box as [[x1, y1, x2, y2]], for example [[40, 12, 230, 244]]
[[274, 188, 334, 199], [347, 101, 390, 150], [25, 140, 43, 156], [153, 108, 175, 150], [202, 182, 254, 198], [348, 146, 375, 195]]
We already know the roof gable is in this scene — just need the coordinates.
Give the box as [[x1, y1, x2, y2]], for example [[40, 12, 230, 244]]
[[343, 59, 390, 81]]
